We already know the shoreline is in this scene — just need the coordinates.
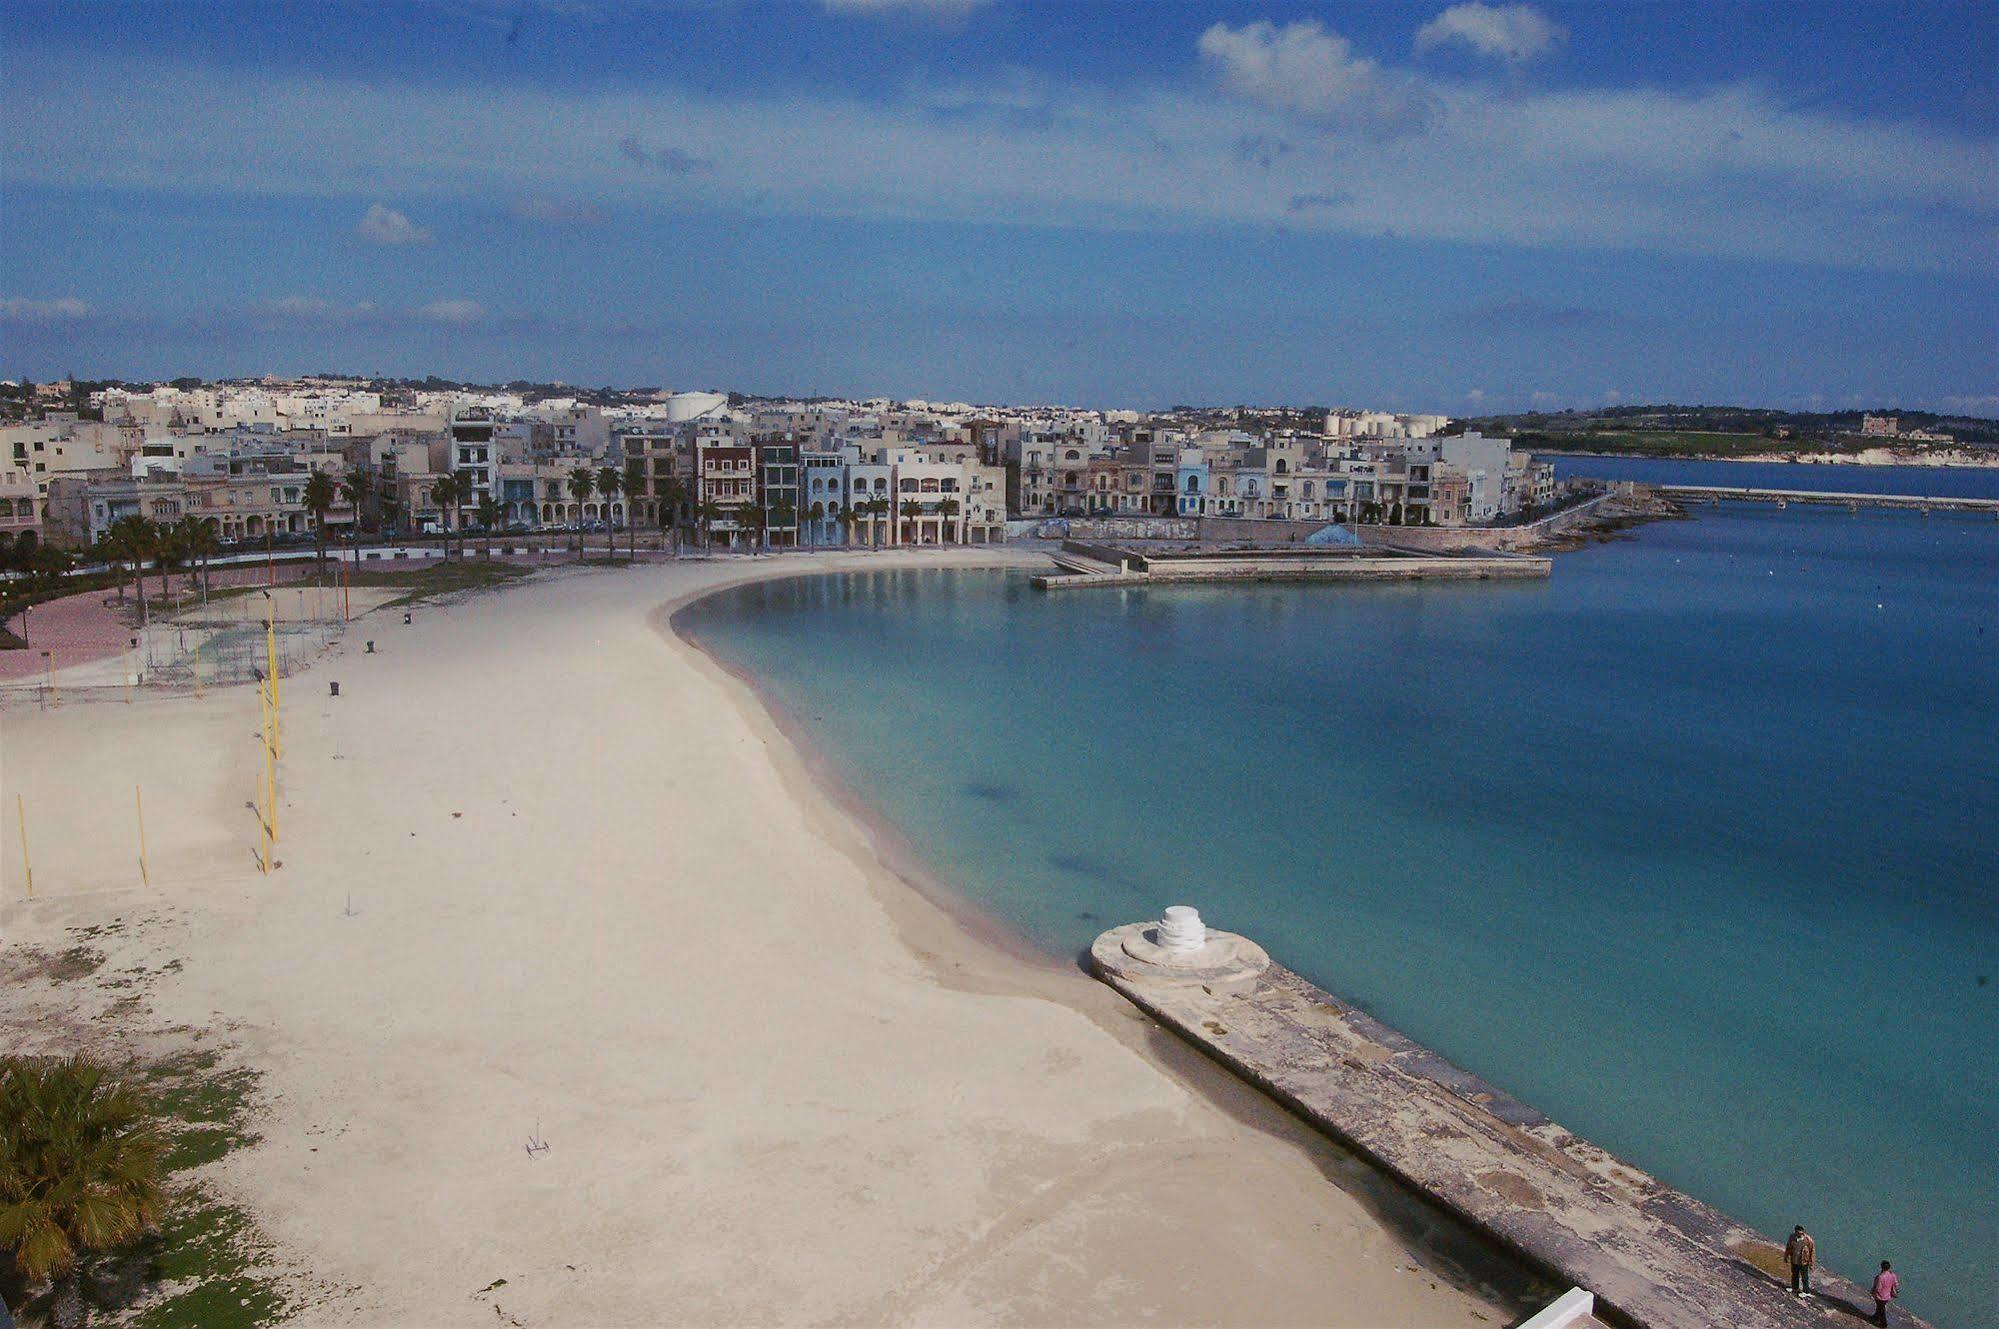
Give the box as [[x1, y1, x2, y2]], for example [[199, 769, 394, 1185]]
[[2, 549, 1537, 1326], [658, 555, 1554, 1307], [1535, 446, 1999, 469]]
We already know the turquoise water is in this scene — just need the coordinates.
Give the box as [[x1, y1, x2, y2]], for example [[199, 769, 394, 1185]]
[[680, 505, 1999, 1327]]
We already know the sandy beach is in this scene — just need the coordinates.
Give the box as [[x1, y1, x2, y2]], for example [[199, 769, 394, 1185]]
[[1, 549, 1525, 1327]]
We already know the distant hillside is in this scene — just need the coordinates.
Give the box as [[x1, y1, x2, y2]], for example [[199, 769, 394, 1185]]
[[1462, 404, 1999, 454]]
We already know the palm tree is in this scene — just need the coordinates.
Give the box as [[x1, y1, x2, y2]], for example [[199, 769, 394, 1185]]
[[657, 476, 688, 556], [93, 531, 128, 604], [153, 520, 188, 600], [595, 466, 623, 559], [834, 503, 854, 548], [768, 500, 796, 551], [695, 499, 724, 552], [476, 495, 501, 559], [937, 496, 962, 544], [173, 516, 219, 599], [303, 470, 337, 577], [0, 1057, 167, 1328], [867, 497, 890, 549], [104, 516, 157, 624], [899, 498, 923, 545], [341, 469, 374, 563], [428, 472, 462, 560], [565, 468, 595, 557], [806, 501, 824, 549], [740, 503, 767, 555], [624, 460, 646, 559]]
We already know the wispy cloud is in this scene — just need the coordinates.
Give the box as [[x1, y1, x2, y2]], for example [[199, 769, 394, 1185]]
[[356, 203, 434, 245], [0, 295, 90, 322], [247, 295, 484, 326], [822, 0, 991, 22], [4, 43, 1993, 276], [415, 298, 486, 325], [618, 135, 715, 175], [505, 195, 606, 226], [1416, 4, 1566, 63], [1198, 20, 1436, 139], [1471, 295, 1607, 330], [1286, 191, 1353, 213]]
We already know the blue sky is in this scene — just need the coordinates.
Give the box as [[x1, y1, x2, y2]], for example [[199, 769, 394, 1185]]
[[1, 0, 1994, 413]]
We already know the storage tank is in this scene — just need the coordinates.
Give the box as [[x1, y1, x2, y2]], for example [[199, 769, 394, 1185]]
[[664, 390, 728, 423]]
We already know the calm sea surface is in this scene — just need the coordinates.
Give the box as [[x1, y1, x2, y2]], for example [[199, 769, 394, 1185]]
[[680, 479, 1998, 1327]]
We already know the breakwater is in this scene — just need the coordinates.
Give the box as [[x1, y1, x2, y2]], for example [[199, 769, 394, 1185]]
[[1034, 540, 1550, 589], [1092, 915, 1933, 1329]]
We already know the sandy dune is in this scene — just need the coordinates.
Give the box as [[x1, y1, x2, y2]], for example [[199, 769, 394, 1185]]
[[1, 550, 1520, 1327]]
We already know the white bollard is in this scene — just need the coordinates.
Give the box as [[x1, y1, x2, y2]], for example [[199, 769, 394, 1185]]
[[1158, 905, 1207, 952]]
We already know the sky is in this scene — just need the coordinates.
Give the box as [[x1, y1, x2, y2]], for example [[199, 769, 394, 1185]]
[[1, 0, 1995, 413]]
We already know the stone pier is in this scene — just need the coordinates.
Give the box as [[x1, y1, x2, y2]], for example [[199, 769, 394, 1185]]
[[1091, 910, 1932, 1329]]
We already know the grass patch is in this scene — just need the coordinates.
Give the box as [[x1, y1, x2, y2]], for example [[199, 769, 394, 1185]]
[[341, 559, 532, 605], [126, 1051, 291, 1327]]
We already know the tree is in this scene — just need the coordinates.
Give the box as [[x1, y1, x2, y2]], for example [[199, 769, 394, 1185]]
[[103, 517, 157, 625], [172, 516, 219, 598], [430, 472, 463, 560], [340, 468, 374, 547], [899, 498, 923, 545], [768, 500, 796, 551], [624, 460, 646, 559], [740, 503, 767, 554], [834, 503, 854, 548], [476, 495, 501, 559], [0, 1057, 167, 1328], [565, 468, 595, 556], [595, 466, 623, 559], [303, 470, 337, 576], [657, 476, 687, 556], [867, 497, 890, 549], [695, 499, 724, 551], [937, 496, 962, 544], [806, 501, 825, 549]]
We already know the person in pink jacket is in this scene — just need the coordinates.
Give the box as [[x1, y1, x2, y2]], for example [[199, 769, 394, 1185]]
[[1871, 1260, 1899, 1326]]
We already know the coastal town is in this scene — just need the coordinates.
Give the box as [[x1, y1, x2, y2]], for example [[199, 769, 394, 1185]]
[[1, 377, 1565, 561]]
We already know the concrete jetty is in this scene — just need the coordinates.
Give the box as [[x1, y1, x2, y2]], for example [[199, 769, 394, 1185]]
[[1092, 912, 1932, 1329], [1033, 540, 1551, 590], [1654, 483, 1999, 516]]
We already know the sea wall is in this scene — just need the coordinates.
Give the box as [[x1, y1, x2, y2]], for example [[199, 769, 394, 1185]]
[[1091, 922, 1929, 1329]]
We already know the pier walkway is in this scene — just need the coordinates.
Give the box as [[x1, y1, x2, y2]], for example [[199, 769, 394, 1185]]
[[1092, 919, 1932, 1329], [1656, 484, 1999, 515]]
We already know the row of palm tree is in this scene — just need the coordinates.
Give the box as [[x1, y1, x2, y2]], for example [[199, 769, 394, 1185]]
[[93, 514, 222, 623]]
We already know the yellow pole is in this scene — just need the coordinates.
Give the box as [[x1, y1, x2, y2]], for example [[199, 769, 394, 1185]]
[[15, 793, 31, 898], [260, 676, 274, 871], [267, 599, 281, 760], [193, 634, 204, 697], [135, 785, 151, 887]]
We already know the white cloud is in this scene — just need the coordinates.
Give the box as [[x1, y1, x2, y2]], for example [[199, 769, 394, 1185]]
[[1416, 3, 1566, 63], [0, 296, 89, 322], [416, 298, 485, 325], [356, 202, 433, 245], [1198, 20, 1434, 138], [823, 0, 990, 19], [249, 296, 382, 322], [3, 48, 1993, 277]]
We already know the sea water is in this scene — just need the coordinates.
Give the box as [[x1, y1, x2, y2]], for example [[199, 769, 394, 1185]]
[[679, 500, 1998, 1327]]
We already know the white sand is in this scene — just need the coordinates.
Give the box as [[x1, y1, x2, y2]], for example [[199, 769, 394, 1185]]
[[1, 550, 1515, 1327]]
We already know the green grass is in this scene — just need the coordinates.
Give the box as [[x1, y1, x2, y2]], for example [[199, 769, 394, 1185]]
[[127, 1051, 292, 1327]]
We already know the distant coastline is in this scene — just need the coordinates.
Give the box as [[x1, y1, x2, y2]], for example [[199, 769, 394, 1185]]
[[1535, 446, 1999, 469]]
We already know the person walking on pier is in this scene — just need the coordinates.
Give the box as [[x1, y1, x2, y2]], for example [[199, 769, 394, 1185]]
[[1784, 1224, 1816, 1296], [1871, 1260, 1900, 1325]]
